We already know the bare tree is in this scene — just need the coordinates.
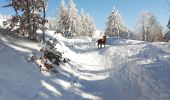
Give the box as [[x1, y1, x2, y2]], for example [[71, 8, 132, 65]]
[[136, 11, 163, 42]]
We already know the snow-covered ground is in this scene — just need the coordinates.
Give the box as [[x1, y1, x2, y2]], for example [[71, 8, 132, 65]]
[[0, 30, 170, 100], [0, 14, 10, 28]]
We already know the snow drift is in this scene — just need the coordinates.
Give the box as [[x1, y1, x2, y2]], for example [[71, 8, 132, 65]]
[[0, 31, 170, 100]]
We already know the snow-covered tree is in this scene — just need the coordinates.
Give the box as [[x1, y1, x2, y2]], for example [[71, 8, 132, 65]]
[[79, 9, 87, 36], [3, 0, 48, 40], [57, 0, 69, 35], [68, 0, 79, 37], [154, 25, 164, 41], [86, 15, 95, 37], [46, 17, 53, 30], [136, 11, 163, 42], [52, 0, 95, 37], [105, 7, 128, 38], [80, 9, 95, 37], [164, 17, 170, 42]]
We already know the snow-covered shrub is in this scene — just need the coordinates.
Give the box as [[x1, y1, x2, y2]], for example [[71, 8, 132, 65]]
[[40, 38, 70, 66]]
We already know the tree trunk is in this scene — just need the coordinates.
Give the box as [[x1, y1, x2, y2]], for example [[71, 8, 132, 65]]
[[26, 0, 32, 40], [41, 0, 46, 43]]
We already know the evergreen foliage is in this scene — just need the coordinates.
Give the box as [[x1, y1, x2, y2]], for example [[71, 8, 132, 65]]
[[3, 0, 48, 41]]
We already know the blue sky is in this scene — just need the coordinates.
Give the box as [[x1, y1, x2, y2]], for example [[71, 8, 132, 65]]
[[0, 0, 169, 30]]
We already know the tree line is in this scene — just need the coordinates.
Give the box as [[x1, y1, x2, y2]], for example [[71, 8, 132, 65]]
[[105, 8, 164, 42], [2, 0, 167, 42], [48, 0, 95, 37]]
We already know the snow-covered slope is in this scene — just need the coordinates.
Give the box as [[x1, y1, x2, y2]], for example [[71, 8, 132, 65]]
[[0, 32, 44, 100], [0, 31, 170, 100]]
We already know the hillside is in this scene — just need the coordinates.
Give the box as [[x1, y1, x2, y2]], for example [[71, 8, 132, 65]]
[[0, 31, 170, 100]]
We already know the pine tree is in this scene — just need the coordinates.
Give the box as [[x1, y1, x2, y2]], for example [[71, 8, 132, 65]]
[[80, 9, 95, 37], [89, 16, 96, 37], [53, 0, 95, 37], [57, 0, 69, 35], [86, 14, 95, 36], [105, 7, 127, 38], [68, 0, 79, 37], [3, 0, 47, 41], [80, 9, 87, 36]]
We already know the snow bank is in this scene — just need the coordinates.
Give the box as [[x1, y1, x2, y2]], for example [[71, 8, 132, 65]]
[[93, 30, 105, 38], [137, 44, 168, 59]]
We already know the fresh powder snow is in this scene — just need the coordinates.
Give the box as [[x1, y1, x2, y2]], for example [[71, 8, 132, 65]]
[[0, 30, 170, 100]]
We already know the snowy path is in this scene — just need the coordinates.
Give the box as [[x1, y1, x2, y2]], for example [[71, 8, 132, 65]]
[[0, 33, 45, 100], [0, 32, 170, 100], [59, 37, 170, 100]]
